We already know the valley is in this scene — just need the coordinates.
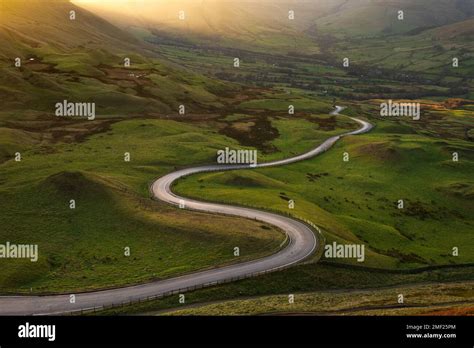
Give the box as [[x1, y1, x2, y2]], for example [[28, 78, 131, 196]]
[[0, 0, 472, 316]]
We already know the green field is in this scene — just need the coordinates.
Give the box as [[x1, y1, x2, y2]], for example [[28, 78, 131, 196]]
[[174, 106, 474, 269], [0, 118, 291, 294]]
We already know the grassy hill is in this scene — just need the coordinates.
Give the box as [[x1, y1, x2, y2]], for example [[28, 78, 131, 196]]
[[311, 0, 473, 38], [0, 0, 237, 115], [0, 0, 138, 56], [0, 118, 288, 294], [0, 0, 240, 163]]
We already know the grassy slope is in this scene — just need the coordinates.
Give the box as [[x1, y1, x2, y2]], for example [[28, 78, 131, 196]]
[[165, 281, 474, 316], [0, 0, 239, 166], [0, 0, 237, 115], [313, 0, 470, 37], [0, 95, 358, 294], [0, 119, 288, 294], [96, 263, 474, 315]]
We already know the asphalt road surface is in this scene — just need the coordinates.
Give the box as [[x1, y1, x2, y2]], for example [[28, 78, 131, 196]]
[[0, 107, 372, 315]]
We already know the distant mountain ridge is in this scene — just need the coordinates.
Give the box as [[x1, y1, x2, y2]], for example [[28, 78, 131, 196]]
[[72, 0, 474, 53]]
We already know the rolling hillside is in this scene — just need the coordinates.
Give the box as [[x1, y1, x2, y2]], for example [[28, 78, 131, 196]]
[[0, 0, 239, 164], [0, 0, 236, 116], [0, 0, 139, 57], [311, 0, 474, 37], [0, 1, 472, 319]]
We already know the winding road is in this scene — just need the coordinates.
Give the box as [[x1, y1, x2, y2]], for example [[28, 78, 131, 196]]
[[0, 107, 372, 315]]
